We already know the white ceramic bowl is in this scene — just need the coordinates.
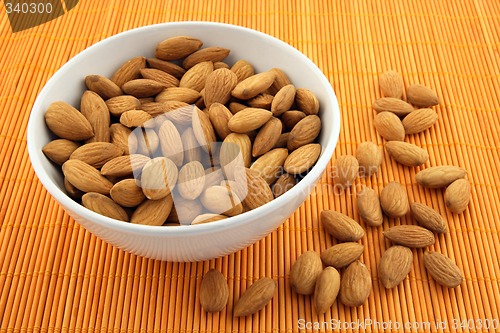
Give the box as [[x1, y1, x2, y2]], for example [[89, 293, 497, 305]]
[[27, 22, 340, 261]]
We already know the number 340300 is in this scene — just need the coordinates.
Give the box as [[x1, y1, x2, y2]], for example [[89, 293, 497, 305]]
[[5, 2, 53, 14]]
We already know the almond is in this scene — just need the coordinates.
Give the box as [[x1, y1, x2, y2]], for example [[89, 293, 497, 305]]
[[200, 269, 229, 312], [332, 155, 359, 189], [268, 68, 291, 95], [135, 128, 160, 156], [378, 245, 413, 288], [101, 154, 150, 178], [62, 159, 113, 195], [44, 101, 94, 141], [273, 132, 290, 149], [85, 75, 123, 99], [379, 70, 404, 98], [166, 197, 203, 225], [321, 210, 365, 241], [177, 161, 206, 200], [179, 61, 214, 92], [247, 93, 274, 109], [272, 173, 297, 197], [191, 213, 228, 225], [356, 142, 383, 177], [283, 143, 321, 175], [231, 71, 276, 100], [208, 103, 233, 140], [64, 177, 84, 199], [106, 95, 141, 117], [204, 167, 225, 189], [230, 60, 255, 82], [281, 110, 306, 131], [424, 251, 463, 288], [146, 58, 186, 79], [70, 142, 123, 168], [219, 133, 252, 178], [220, 180, 248, 203], [228, 102, 248, 114], [182, 47, 230, 70], [157, 102, 195, 126], [287, 115, 321, 151], [339, 261, 371, 307], [415, 166, 466, 188], [110, 123, 137, 154], [192, 107, 217, 152], [383, 225, 435, 248], [402, 108, 438, 134], [357, 187, 383, 226], [372, 98, 415, 117], [252, 117, 282, 156], [290, 251, 323, 295], [42, 139, 79, 165], [410, 202, 447, 233], [111, 56, 146, 87], [158, 120, 184, 166], [140, 68, 180, 88], [204, 68, 238, 107], [140, 157, 178, 200], [201, 185, 243, 216], [130, 195, 174, 226], [119, 110, 154, 128], [271, 84, 296, 116], [82, 192, 129, 221], [141, 100, 186, 117], [80, 90, 110, 143], [444, 179, 471, 214], [407, 84, 439, 107], [228, 108, 273, 133], [214, 62, 229, 69], [122, 79, 165, 98], [385, 141, 429, 166], [320, 242, 364, 268], [314, 267, 341, 315], [155, 36, 203, 61], [181, 128, 203, 163], [240, 168, 274, 210], [380, 181, 409, 217], [233, 277, 276, 317], [250, 148, 288, 184], [295, 88, 319, 115], [374, 111, 405, 141], [110, 178, 146, 207]]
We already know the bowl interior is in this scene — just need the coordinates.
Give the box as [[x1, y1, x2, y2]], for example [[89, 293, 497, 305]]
[[27, 22, 340, 234]]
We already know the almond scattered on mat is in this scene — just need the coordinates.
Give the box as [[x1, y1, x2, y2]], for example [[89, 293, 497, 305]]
[[290, 251, 323, 295], [423, 251, 463, 288], [378, 245, 413, 288], [233, 277, 276, 317], [200, 269, 229, 313], [339, 260, 372, 307]]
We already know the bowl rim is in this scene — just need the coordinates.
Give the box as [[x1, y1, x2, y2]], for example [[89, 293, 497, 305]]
[[27, 21, 340, 236]]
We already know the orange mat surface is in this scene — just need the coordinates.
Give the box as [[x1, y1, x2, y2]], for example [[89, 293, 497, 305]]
[[1, 0, 499, 332]]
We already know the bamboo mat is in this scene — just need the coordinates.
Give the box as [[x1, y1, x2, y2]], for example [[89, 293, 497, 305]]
[[1, 0, 500, 332]]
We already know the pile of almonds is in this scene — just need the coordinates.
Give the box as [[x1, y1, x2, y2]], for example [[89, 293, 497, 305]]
[[282, 70, 469, 315], [42, 35, 323, 226]]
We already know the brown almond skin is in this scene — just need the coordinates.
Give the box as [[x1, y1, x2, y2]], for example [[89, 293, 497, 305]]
[[248, 93, 274, 109], [281, 110, 306, 131], [155, 36, 203, 61], [271, 84, 296, 116], [402, 108, 438, 135], [62, 159, 113, 195], [200, 269, 229, 313], [250, 148, 288, 185], [314, 267, 341, 315], [321, 210, 365, 241], [182, 47, 230, 70], [130, 195, 174, 226], [70, 142, 123, 168], [44, 101, 94, 141], [372, 98, 415, 116], [42, 139, 79, 165], [339, 261, 372, 307], [383, 225, 435, 248], [140, 68, 180, 88], [321, 242, 364, 268], [228, 108, 273, 133], [106, 95, 141, 117], [415, 166, 467, 188], [231, 71, 276, 100], [379, 70, 404, 99], [111, 56, 146, 87], [231, 60, 255, 83], [424, 251, 463, 288], [332, 155, 359, 189], [110, 179, 146, 208], [283, 143, 321, 175], [407, 84, 439, 108], [385, 141, 429, 167], [122, 79, 164, 98], [379, 245, 413, 288], [85, 75, 123, 99], [357, 187, 383, 226], [233, 277, 276, 317], [295, 88, 319, 115], [356, 142, 383, 177], [82, 192, 129, 222], [444, 179, 471, 214], [179, 61, 214, 92], [287, 115, 321, 151], [80, 90, 110, 143], [410, 202, 448, 233], [380, 181, 409, 218], [374, 111, 405, 141], [204, 68, 238, 107], [290, 251, 323, 295], [252, 117, 282, 157], [272, 173, 297, 197], [241, 168, 274, 210], [146, 58, 186, 79]]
